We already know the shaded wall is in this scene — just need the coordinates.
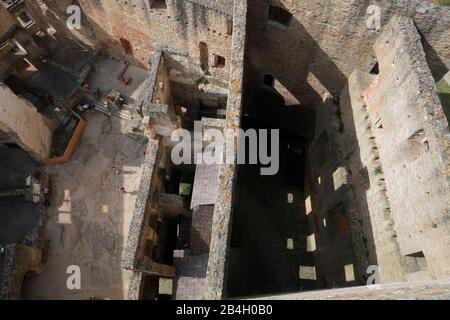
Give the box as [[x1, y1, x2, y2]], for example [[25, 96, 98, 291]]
[[0, 6, 17, 39], [76, 0, 233, 71], [245, 0, 450, 107], [338, 71, 406, 283]]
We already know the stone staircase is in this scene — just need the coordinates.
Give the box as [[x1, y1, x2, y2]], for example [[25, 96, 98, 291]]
[[94, 101, 112, 116], [94, 101, 134, 121]]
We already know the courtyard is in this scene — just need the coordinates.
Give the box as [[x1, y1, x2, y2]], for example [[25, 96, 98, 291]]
[[23, 113, 148, 299]]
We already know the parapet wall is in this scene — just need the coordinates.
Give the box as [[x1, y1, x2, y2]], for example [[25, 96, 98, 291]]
[[252, 278, 450, 300]]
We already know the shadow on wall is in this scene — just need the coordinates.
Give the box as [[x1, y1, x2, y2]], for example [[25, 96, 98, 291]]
[[337, 85, 379, 284], [419, 29, 450, 82], [75, 2, 148, 68], [245, 0, 347, 109], [23, 0, 148, 71], [227, 116, 313, 298], [40, 0, 149, 68], [300, 94, 379, 289], [436, 79, 450, 126]]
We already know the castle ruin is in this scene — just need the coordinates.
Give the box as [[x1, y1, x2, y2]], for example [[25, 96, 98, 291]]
[[0, 0, 450, 300]]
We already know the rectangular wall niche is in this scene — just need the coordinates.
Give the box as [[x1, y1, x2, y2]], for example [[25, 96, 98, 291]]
[[213, 55, 226, 68], [404, 251, 427, 273], [150, 0, 167, 9]]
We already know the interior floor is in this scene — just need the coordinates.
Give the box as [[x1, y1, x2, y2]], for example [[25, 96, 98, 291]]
[[226, 115, 317, 298]]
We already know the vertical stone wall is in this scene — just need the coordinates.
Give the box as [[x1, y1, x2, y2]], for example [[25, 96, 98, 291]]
[[75, 0, 233, 69], [205, 0, 247, 300], [0, 6, 17, 38], [0, 85, 52, 162], [304, 94, 373, 287], [338, 71, 406, 283], [365, 15, 450, 281], [123, 138, 161, 271], [245, 0, 450, 107]]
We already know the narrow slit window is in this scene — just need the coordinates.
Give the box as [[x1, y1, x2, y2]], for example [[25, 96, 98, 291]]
[[227, 19, 233, 36], [264, 74, 274, 87], [370, 62, 379, 75], [199, 42, 209, 71]]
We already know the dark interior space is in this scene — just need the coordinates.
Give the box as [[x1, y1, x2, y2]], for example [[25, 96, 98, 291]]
[[226, 87, 317, 298]]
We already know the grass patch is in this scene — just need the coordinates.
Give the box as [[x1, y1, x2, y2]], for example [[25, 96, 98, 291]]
[[436, 79, 450, 127], [437, 0, 450, 5]]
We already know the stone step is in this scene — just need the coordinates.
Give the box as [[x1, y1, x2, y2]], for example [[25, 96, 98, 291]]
[[115, 109, 134, 121], [94, 102, 112, 116]]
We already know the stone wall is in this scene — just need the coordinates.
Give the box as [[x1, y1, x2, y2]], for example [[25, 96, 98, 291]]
[[365, 15, 450, 281], [251, 278, 450, 300], [0, 85, 52, 162], [0, 245, 42, 300], [338, 70, 406, 283], [245, 0, 450, 107], [304, 95, 369, 287], [74, 0, 233, 70], [205, 0, 247, 300], [122, 138, 161, 271], [304, 13, 450, 287], [0, 6, 17, 39]]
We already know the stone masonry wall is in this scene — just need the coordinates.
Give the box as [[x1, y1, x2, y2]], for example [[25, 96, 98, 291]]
[[0, 85, 53, 162], [0, 6, 17, 39], [338, 70, 406, 283], [246, 0, 450, 107], [252, 278, 450, 300], [75, 0, 233, 71], [365, 15, 450, 281], [205, 0, 247, 300]]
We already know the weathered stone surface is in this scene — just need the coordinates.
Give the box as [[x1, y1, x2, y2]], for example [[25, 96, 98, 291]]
[[122, 139, 160, 271], [366, 15, 450, 280], [444, 71, 450, 85], [0, 85, 52, 162], [0, 245, 41, 300], [205, 0, 247, 300], [251, 279, 450, 300], [338, 70, 406, 283], [246, 0, 450, 106]]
